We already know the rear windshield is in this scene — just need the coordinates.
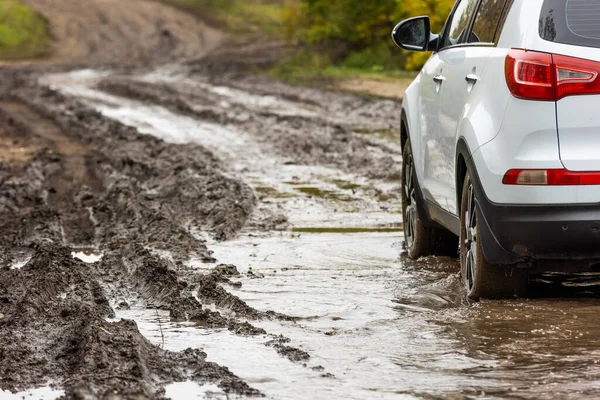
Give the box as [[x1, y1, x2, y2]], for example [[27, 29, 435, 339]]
[[540, 0, 600, 48]]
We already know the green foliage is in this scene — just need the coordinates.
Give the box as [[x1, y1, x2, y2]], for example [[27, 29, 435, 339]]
[[269, 48, 415, 86], [0, 0, 50, 60], [283, 0, 455, 72], [399, 0, 453, 70], [342, 44, 404, 71], [295, 0, 398, 48], [399, 0, 453, 33]]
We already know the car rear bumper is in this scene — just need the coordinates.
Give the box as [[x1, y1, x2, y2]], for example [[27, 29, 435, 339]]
[[468, 155, 600, 266], [478, 199, 600, 264]]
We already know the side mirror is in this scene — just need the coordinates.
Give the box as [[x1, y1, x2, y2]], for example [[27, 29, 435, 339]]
[[392, 16, 434, 52]]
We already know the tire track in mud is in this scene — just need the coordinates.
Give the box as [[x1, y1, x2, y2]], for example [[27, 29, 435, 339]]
[[98, 70, 402, 181], [0, 243, 260, 398], [0, 70, 309, 398], [0, 60, 403, 397]]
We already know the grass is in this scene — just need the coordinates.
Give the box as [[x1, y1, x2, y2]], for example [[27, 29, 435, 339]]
[[160, 0, 285, 36], [0, 0, 50, 60], [268, 49, 417, 86], [254, 185, 296, 201]]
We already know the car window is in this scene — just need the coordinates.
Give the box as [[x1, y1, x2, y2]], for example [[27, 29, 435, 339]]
[[469, 0, 508, 44], [441, 0, 479, 49], [540, 0, 600, 49]]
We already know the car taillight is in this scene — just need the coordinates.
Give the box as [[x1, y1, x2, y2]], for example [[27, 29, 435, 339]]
[[503, 169, 600, 185], [505, 49, 600, 101]]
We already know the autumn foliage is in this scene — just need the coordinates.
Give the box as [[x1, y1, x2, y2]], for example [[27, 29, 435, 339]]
[[284, 0, 454, 71]]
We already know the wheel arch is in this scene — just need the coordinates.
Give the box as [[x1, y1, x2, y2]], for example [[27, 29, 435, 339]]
[[400, 109, 409, 152], [455, 138, 472, 216], [456, 137, 527, 266]]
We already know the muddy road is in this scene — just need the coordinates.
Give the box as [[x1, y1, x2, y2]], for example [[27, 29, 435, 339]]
[[2, 63, 600, 400], [2, 5, 600, 397]]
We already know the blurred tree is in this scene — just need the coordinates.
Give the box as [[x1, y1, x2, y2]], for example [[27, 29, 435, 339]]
[[294, 0, 397, 51], [285, 0, 455, 71]]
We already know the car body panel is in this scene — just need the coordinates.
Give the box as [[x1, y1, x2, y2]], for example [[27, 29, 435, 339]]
[[508, 0, 600, 173], [556, 95, 600, 171]]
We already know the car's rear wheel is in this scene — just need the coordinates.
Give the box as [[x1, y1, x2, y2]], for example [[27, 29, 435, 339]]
[[460, 171, 527, 300], [402, 139, 458, 259]]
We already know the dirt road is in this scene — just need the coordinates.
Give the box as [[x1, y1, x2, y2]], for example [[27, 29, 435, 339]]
[[17, 0, 223, 66], [3, 1, 600, 400]]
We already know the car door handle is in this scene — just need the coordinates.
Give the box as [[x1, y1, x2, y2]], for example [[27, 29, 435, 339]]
[[465, 74, 479, 84], [433, 75, 446, 83]]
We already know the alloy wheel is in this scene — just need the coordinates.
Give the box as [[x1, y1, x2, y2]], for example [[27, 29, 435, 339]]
[[464, 183, 477, 291], [404, 153, 417, 250]]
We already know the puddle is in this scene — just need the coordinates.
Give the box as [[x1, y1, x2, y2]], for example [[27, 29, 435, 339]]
[[110, 308, 338, 399], [0, 386, 64, 400], [71, 248, 103, 263], [188, 232, 600, 399], [165, 382, 226, 399]]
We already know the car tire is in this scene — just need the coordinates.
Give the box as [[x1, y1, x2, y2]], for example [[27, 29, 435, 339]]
[[460, 171, 527, 300], [402, 139, 458, 259]]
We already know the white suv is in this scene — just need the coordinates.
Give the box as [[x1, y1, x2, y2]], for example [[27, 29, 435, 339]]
[[393, 0, 600, 299]]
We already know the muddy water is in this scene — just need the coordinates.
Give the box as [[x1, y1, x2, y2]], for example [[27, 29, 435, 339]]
[[204, 235, 600, 399], [107, 232, 600, 399], [39, 69, 600, 399]]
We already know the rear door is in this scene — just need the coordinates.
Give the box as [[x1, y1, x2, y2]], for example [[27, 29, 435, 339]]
[[539, 0, 600, 171], [434, 0, 507, 214], [421, 0, 479, 213]]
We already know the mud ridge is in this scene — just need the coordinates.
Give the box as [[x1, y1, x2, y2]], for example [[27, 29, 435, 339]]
[[196, 265, 297, 322], [0, 243, 261, 398]]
